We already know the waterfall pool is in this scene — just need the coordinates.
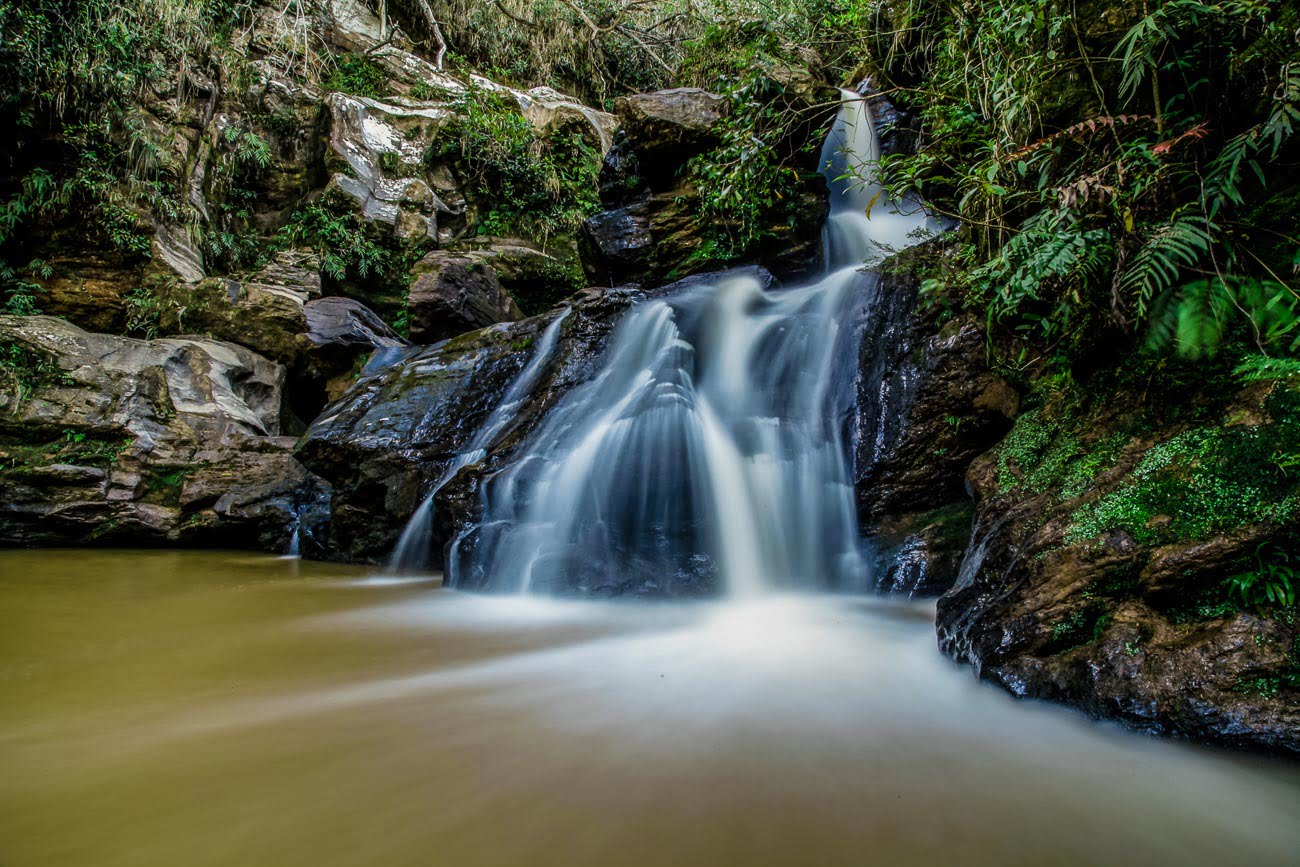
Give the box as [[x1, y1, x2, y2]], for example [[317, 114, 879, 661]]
[[2, 550, 1298, 866]]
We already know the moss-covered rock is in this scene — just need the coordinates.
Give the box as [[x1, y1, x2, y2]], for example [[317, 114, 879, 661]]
[[0, 315, 329, 553], [938, 372, 1300, 755]]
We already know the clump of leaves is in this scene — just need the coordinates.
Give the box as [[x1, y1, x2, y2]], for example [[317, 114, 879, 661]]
[[875, 0, 1300, 364], [321, 53, 388, 98], [430, 83, 601, 242], [681, 24, 825, 263], [1227, 544, 1297, 611]]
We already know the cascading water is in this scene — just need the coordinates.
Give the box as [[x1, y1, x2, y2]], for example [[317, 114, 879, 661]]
[[443, 90, 933, 595], [388, 307, 573, 573]]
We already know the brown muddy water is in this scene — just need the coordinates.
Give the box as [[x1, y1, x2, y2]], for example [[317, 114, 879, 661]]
[[2, 550, 1298, 867]]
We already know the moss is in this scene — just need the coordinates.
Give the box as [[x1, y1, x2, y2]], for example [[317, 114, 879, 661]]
[[1066, 412, 1300, 545], [1043, 603, 1111, 654], [321, 53, 388, 97], [0, 339, 73, 406], [0, 430, 131, 471]]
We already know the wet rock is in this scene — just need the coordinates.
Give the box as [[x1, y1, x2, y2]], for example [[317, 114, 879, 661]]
[[872, 502, 974, 597], [407, 251, 524, 343], [855, 244, 1017, 594], [0, 316, 329, 554], [936, 378, 1300, 755]]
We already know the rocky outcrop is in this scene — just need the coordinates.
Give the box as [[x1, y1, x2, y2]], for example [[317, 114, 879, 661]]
[[613, 89, 727, 181], [324, 92, 464, 245], [298, 268, 772, 563], [582, 87, 832, 289], [853, 247, 1017, 595], [407, 251, 524, 342], [936, 376, 1300, 754], [0, 316, 329, 553]]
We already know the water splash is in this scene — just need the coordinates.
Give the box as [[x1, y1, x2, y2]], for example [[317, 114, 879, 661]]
[[388, 307, 573, 573], [454, 91, 934, 595]]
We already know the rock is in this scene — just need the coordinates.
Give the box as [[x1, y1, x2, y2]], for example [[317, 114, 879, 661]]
[[304, 296, 405, 350], [582, 85, 832, 289], [872, 502, 974, 597], [325, 92, 463, 244], [302, 296, 408, 404], [0, 316, 329, 554], [614, 88, 726, 177], [936, 377, 1300, 755], [298, 267, 772, 564], [855, 250, 1018, 526], [436, 236, 585, 315], [152, 222, 207, 283], [407, 251, 524, 342], [852, 244, 1016, 595]]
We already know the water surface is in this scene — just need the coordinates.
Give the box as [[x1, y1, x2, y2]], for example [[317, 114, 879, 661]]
[[2, 551, 1298, 866]]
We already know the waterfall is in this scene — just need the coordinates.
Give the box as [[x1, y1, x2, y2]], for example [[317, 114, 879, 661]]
[[388, 307, 573, 573], [448, 90, 933, 595]]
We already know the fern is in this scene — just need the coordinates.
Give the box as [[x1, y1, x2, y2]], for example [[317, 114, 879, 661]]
[[972, 211, 1114, 338], [1148, 276, 1300, 358], [1119, 216, 1214, 319], [1117, 0, 1264, 106]]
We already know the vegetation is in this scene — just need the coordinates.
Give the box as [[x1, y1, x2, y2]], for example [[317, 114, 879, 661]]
[[428, 0, 873, 104], [0, 339, 71, 407], [682, 25, 829, 262], [429, 83, 603, 242], [0, 0, 257, 309], [869, 0, 1300, 366]]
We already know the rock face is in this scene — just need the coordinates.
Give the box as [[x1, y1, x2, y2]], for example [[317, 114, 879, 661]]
[[298, 268, 772, 564], [853, 248, 1017, 596], [324, 92, 464, 245], [936, 376, 1300, 755], [0, 316, 329, 553], [407, 251, 524, 342], [613, 89, 727, 181], [582, 87, 831, 289]]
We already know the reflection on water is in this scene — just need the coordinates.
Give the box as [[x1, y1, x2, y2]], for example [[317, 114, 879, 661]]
[[2, 551, 1299, 867]]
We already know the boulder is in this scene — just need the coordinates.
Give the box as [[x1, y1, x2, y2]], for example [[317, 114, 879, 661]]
[[325, 92, 463, 244], [407, 251, 524, 342], [0, 316, 330, 553], [936, 375, 1300, 755], [614, 88, 726, 175]]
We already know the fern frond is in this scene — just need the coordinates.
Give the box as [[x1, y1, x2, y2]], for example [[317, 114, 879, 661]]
[[1119, 216, 1214, 319], [1147, 276, 1300, 358]]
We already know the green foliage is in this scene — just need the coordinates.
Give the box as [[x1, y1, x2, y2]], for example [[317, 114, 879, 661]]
[[430, 0, 867, 104], [1227, 544, 1297, 610], [682, 44, 818, 262], [676, 24, 830, 265], [430, 84, 601, 241], [0, 0, 256, 303], [1045, 604, 1111, 653], [321, 53, 389, 97], [1148, 276, 1300, 359], [0, 339, 72, 407], [1067, 416, 1300, 545], [123, 278, 187, 341], [1235, 354, 1300, 382], [0, 429, 131, 471], [875, 0, 1300, 363], [278, 198, 397, 284]]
